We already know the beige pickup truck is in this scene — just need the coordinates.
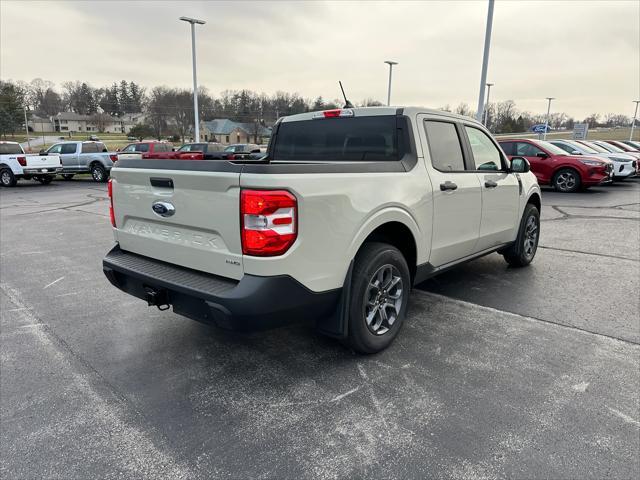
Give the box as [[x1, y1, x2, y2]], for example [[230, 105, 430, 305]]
[[103, 107, 541, 353]]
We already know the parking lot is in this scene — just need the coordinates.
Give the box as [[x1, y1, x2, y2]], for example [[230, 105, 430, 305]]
[[1, 178, 639, 479]]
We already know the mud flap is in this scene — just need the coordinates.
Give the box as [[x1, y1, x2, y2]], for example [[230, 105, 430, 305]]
[[315, 260, 354, 339]]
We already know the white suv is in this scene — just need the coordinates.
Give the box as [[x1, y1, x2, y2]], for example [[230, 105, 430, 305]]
[[103, 107, 541, 353]]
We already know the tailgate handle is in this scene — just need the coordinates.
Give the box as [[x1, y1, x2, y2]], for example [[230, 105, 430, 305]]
[[150, 177, 173, 189]]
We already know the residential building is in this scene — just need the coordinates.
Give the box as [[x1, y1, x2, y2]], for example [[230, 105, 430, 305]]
[[200, 119, 271, 145], [28, 116, 54, 133]]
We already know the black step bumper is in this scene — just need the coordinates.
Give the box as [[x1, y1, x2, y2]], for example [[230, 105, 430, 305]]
[[102, 245, 341, 331]]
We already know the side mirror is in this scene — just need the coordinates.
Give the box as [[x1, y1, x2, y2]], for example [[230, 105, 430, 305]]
[[536, 152, 548, 158], [39, 149, 47, 155], [571, 150, 581, 155], [511, 157, 530, 173]]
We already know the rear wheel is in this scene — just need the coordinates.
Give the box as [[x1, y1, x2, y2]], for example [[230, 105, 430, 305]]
[[347, 242, 411, 354], [552, 168, 580, 193], [61, 174, 74, 181], [0, 168, 16, 187], [90, 163, 107, 183], [502, 203, 540, 267]]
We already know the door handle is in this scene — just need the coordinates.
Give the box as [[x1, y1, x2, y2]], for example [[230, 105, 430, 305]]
[[484, 180, 498, 188], [440, 181, 458, 191]]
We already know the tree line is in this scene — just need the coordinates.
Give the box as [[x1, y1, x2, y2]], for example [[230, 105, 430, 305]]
[[0, 77, 634, 138]]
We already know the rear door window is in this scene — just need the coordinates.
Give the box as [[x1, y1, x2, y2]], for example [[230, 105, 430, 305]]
[[273, 116, 399, 161], [81, 142, 98, 153], [0, 143, 23, 154], [135, 144, 150, 152], [424, 120, 465, 171]]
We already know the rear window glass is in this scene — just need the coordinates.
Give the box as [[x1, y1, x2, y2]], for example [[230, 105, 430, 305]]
[[0, 143, 23, 154], [424, 120, 465, 171], [273, 116, 399, 161]]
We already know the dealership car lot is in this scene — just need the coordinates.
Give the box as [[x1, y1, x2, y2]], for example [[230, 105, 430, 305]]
[[1, 179, 639, 478]]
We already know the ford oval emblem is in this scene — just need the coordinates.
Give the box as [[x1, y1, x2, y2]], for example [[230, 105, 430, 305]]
[[152, 201, 175, 217]]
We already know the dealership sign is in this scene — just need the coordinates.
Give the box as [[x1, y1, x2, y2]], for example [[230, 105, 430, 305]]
[[573, 123, 589, 140], [530, 124, 551, 133]]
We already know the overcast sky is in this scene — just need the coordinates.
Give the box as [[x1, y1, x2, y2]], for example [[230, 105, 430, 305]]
[[1, 0, 638, 119]]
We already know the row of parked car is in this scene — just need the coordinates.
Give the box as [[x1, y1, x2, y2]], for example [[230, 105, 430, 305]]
[[0, 136, 638, 191], [0, 140, 266, 187], [498, 138, 640, 193]]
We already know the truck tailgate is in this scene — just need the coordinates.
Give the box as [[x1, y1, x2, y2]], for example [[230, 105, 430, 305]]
[[110, 162, 243, 280], [25, 154, 61, 170]]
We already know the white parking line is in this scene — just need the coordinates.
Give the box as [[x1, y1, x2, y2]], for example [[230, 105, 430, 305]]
[[43, 277, 65, 289]]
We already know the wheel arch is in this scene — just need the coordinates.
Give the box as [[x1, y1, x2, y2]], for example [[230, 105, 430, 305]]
[[527, 192, 541, 211], [348, 209, 420, 283]]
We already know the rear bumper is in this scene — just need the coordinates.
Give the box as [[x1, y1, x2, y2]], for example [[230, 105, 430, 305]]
[[22, 166, 62, 175], [102, 245, 341, 331]]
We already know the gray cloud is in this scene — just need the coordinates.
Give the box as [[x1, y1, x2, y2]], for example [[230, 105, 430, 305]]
[[1, 0, 638, 119]]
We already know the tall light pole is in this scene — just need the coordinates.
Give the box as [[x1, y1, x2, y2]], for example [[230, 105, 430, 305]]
[[384, 60, 398, 106], [543, 97, 554, 140], [476, 0, 495, 121], [179, 16, 205, 142], [630, 100, 640, 141], [483, 82, 494, 127]]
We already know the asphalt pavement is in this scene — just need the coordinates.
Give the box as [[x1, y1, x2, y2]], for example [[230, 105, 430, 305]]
[[1, 178, 639, 479]]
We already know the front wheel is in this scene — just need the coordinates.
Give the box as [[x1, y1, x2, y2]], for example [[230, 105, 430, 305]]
[[502, 203, 540, 267], [347, 242, 411, 354], [0, 168, 17, 187], [553, 168, 581, 193], [90, 164, 107, 183]]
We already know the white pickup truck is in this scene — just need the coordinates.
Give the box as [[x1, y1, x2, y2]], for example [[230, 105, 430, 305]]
[[103, 107, 542, 353], [0, 141, 62, 187]]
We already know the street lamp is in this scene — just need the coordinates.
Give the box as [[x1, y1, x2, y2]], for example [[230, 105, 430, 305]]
[[476, 0, 495, 121], [543, 97, 555, 140], [179, 16, 206, 142], [484, 82, 494, 127], [384, 60, 398, 106], [630, 100, 640, 141]]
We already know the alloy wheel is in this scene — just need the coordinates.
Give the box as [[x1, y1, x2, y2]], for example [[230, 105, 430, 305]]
[[363, 264, 404, 335], [1, 171, 11, 186], [556, 172, 576, 192], [523, 215, 538, 259]]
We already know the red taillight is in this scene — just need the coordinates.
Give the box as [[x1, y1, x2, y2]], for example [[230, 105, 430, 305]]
[[110, 154, 118, 162], [107, 179, 116, 227], [241, 189, 297, 256], [17, 156, 27, 167]]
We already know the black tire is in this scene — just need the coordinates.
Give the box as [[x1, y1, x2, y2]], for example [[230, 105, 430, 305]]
[[552, 168, 581, 193], [90, 163, 107, 183], [61, 174, 74, 181], [0, 168, 17, 187], [502, 203, 540, 267], [346, 242, 411, 354], [36, 175, 53, 185]]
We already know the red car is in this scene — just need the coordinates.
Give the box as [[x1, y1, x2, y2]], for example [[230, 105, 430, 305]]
[[118, 141, 175, 159], [499, 138, 612, 192]]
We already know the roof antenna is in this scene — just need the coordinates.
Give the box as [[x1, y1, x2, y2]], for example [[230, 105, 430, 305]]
[[339, 81, 354, 109]]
